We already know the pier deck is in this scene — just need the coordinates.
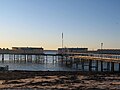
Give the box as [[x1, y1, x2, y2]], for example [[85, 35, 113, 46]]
[[72, 56, 120, 63]]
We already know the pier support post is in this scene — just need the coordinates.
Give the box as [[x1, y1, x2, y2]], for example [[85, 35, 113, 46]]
[[27, 55, 28, 62], [107, 62, 110, 71], [89, 60, 92, 71], [55, 56, 58, 63], [20, 55, 22, 62], [61, 56, 64, 64], [70, 57, 73, 67], [2, 54, 4, 63], [65, 56, 68, 65], [38, 55, 41, 63], [119, 63, 120, 72], [27, 55, 32, 62], [82, 59, 84, 71], [111, 62, 114, 72], [41, 55, 44, 63], [24, 55, 27, 63], [76, 63, 78, 69], [14, 54, 15, 63], [31, 55, 33, 62], [35, 55, 38, 63], [9, 54, 13, 62], [52, 56, 54, 64], [96, 60, 98, 72], [9, 54, 10, 61], [46, 56, 48, 63], [101, 61, 103, 72], [16, 55, 19, 62]]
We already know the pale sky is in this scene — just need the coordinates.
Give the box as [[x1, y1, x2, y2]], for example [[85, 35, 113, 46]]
[[0, 0, 120, 50]]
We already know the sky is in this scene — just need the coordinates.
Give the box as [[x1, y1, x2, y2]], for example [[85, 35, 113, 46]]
[[0, 0, 120, 50]]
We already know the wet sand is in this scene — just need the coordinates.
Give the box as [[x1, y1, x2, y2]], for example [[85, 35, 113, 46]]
[[0, 71, 120, 89]]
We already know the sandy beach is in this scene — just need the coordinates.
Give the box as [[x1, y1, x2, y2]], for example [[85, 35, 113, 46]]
[[0, 71, 119, 89]]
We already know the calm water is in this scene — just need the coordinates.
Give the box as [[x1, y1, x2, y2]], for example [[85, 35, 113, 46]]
[[0, 51, 119, 71], [0, 51, 77, 71]]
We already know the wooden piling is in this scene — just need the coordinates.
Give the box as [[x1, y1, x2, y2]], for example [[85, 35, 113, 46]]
[[46, 55, 48, 63], [107, 62, 110, 71], [89, 60, 92, 71], [82, 59, 84, 71], [101, 61, 103, 72], [76, 63, 78, 69], [96, 60, 98, 72], [24, 55, 27, 63], [20, 55, 22, 62], [2, 54, 4, 63], [65, 56, 68, 65], [52, 56, 54, 64], [111, 62, 114, 72], [119, 63, 120, 72], [14, 54, 15, 63]]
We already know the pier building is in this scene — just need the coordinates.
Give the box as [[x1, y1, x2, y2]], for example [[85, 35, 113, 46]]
[[12, 47, 44, 54], [97, 49, 120, 54], [58, 48, 88, 54]]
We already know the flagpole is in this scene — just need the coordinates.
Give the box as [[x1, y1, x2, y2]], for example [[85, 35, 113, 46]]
[[62, 33, 63, 54], [62, 33, 63, 49]]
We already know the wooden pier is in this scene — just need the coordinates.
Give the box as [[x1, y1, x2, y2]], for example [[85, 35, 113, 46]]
[[0, 48, 120, 72], [68, 54, 120, 72]]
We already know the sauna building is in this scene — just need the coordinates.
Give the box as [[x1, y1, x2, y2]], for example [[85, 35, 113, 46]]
[[12, 47, 44, 54]]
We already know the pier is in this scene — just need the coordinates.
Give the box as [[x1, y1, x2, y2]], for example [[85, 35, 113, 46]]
[[69, 54, 120, 72], [0, 47, 120, 72]]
